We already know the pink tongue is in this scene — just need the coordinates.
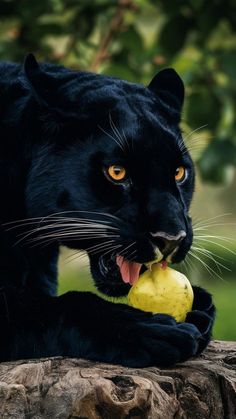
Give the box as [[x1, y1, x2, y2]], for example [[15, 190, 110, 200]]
[[116, 255, 142, 285]]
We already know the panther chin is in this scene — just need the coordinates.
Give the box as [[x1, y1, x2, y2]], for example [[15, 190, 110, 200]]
[[89, 251, 163, 298]]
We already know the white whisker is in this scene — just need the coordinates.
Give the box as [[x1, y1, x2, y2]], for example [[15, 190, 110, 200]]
[[98, 244, 122, 258], [193, 222, 236, 231], [192, 213, 232, 228], [194, 234, 234, 243], [109, 112, 126, 150], [65, 250, 88, 265], [184, 253, 199, 274], [183, 124, 208, 142], [98, 124, 125, 152], [191, 244, 229, 263], [188, 250, 224, 281], [193, 238, 236, 256], [29, 232, 119, 243], [119, 242, 136, 257], [122, 128, 130, 150], [3, 209, 121, 227], [191, 246, 231, 273]]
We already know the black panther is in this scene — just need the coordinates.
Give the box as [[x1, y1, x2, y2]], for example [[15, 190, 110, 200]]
[[0, 54, 215, 367]]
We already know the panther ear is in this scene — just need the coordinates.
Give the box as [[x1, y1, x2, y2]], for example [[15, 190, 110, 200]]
[[24, 53, 61, 106], [24, 54, 74, 134], [148, 68, 184, 120], [24, 53, 40, 79]]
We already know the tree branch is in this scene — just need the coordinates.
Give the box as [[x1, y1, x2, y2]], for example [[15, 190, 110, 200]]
[[89, 0, 138, 72], [1, 341, 236, 418]]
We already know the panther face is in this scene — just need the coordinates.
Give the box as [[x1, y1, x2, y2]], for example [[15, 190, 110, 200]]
[[24, 54, 194, 297]]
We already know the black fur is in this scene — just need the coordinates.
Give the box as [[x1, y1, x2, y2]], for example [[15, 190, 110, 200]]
[[0, 54, 215, 366]]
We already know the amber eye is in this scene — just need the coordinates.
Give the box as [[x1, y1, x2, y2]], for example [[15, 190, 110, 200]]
[[107, 165, 126, 181], [175, 166, 186, 183]]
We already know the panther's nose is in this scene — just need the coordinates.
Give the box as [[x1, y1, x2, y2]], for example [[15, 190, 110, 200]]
[[150, 230, 186, 257]]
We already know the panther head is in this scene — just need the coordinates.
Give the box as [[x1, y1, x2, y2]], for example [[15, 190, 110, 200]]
[[24, 54, 194, 297]]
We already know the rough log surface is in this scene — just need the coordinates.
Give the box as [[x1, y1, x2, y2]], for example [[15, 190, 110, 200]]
[[0, 341, 236, 419]]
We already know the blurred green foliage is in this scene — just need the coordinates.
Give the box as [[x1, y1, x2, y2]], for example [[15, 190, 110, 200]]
[[1, 0, 236, 183]]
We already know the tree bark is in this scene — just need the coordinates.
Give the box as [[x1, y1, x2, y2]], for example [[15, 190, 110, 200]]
[[0, 341, 236, 419]]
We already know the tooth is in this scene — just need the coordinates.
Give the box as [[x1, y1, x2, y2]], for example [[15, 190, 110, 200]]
[[145, 248, 164, 269]]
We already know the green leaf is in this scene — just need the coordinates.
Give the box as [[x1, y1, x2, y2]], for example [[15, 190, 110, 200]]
[[186, 89, 221, 130], [158, 15, 193, 56], [199, 140, 236, 184], [219, 50, 236, 88]]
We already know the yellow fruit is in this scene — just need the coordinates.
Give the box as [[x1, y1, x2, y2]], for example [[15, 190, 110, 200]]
[[128, 264, 193, 322]]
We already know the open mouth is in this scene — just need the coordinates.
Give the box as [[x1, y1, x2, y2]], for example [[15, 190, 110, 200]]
[[89, 234, 189, 297], [93, 252, 150, 297]]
